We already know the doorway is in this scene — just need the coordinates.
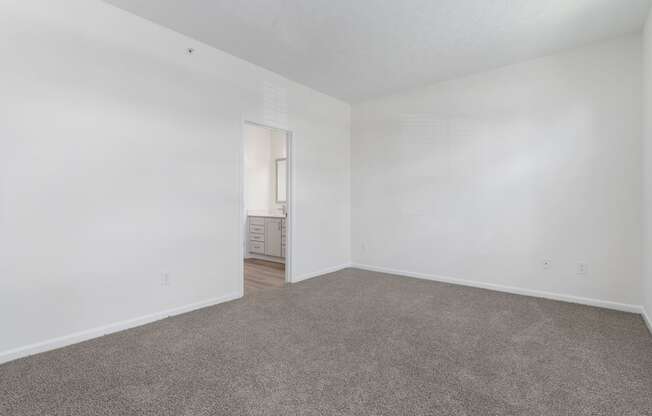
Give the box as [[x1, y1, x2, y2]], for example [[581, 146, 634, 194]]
[[241, 122, 291, 295]]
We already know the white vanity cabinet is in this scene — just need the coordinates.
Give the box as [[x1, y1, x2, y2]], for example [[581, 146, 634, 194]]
[[248, 215, 286, 262]]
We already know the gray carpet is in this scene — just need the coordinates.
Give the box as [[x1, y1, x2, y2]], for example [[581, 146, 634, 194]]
[[1, 268, 651, 415]]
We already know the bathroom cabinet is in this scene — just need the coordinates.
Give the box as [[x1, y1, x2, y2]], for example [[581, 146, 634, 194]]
[[248, 215, 286, 262]]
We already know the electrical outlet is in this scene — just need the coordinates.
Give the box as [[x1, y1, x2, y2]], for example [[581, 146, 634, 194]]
[[542, 259, 551, 270], [161, 273, 170, 286], [577, 263, 588, 275]]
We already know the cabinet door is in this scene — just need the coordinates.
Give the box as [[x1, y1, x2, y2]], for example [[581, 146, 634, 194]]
[[265, 219, 282, 257]]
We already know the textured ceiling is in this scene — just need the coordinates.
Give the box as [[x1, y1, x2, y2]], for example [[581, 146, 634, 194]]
[[102, 0, 652, 102]]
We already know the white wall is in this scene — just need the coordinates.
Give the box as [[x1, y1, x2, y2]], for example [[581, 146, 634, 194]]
[[643, 11, 652, 326], [352, 35, 643, 310], [245, 125, 272, 212], [0, 0, 350, 360], [243, 125, 287, 213]]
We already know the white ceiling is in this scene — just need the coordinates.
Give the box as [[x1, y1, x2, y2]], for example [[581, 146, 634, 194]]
[[103, 0, 652, 102]]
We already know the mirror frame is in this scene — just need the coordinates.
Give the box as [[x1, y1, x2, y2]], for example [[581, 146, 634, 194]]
[[275, 158, 287, 203]]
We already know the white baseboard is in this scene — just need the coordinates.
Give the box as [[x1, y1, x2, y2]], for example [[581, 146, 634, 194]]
[[0, 291, 242, 365], [3, 267, 646, 366], [293, 263, 351, 283], [643, 308, 652, 336], [351, 263, 643, 314]]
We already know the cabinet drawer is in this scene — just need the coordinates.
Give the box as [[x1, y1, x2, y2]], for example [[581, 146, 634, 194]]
[[249, 241, 265, 254], [250, 234, 265, 242], [250, 224, 265, 234], [250, 217, 265, 225]]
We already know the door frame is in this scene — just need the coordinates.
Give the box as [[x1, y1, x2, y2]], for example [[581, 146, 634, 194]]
[[239, 120, 293, 296]]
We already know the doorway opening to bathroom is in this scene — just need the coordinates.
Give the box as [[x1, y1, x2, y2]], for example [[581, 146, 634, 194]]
[[241, 121, 291, 295]]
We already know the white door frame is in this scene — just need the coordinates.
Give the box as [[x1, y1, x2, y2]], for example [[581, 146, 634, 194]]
[[239, 120, 293, 296]]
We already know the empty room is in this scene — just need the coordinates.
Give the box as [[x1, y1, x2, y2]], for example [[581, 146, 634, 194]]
[[1, 0, 652, 415]]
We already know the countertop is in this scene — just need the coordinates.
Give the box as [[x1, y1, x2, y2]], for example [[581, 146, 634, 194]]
[[248, 210, 286, 218]]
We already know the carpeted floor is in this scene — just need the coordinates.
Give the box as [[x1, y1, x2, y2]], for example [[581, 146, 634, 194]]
[[1, 268, 651, 415]]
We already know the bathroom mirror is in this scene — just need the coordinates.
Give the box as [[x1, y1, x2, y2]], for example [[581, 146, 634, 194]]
[[276, 158, 287, 203]]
